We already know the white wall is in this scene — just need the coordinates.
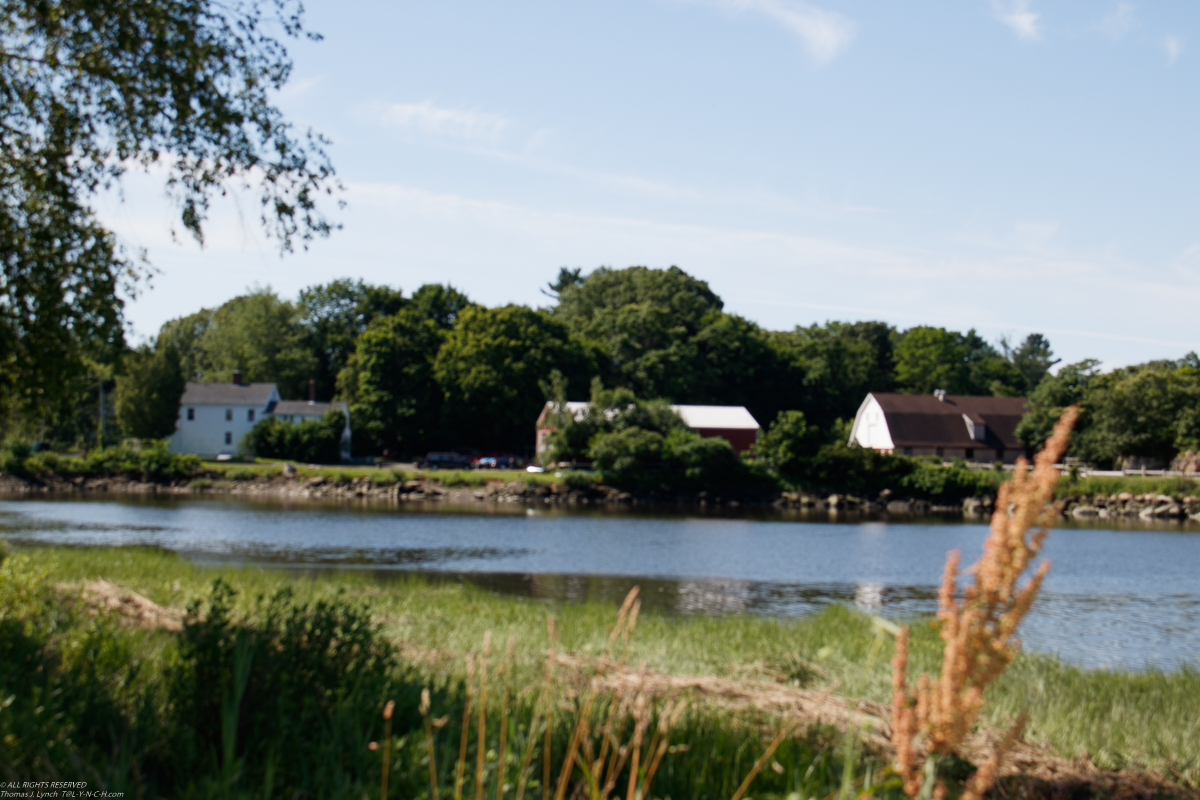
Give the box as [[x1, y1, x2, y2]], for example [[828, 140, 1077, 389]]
[[848, 394, 895, 452], [169, 398, 276, 457]]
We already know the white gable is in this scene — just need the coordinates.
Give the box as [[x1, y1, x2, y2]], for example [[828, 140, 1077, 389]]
[[848, 394, 895, 451]]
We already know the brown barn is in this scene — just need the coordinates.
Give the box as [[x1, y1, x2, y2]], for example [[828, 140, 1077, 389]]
[[848, 391, 1031, 463]]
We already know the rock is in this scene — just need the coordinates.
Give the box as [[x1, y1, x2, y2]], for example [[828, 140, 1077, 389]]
[[1117, 492, 1134, 502], [1156, 504, 1185, 518], [306, 476, 326, 487], [886, 500, 912, 514], [826, 494, 843, 509], [1138, 505, 1156, 520], [1071, 505, 1100, 518], [282, 462, 296, 476], [962, 497, 987, 516]]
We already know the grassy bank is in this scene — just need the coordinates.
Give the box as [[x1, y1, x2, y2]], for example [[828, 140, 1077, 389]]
[[15, 544, 1200, 791], [204, 459, 567, 488]]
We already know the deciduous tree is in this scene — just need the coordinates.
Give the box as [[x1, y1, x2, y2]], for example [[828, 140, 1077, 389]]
[[0, 0, 338, 421]]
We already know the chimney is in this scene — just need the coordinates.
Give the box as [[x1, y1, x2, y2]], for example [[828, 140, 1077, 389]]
[[933, 389, 947, 402], [308, 379, 316, 403], [232, 369, 242, 386]]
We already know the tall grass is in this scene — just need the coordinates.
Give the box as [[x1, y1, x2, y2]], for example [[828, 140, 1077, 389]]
[[15, 543, 1200, 788]]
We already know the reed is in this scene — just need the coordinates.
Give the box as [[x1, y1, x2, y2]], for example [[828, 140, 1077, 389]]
[[890, 406, 1079, 800]]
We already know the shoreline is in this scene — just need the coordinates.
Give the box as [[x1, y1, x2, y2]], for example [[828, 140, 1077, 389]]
[[2, 469, 1199, 524]]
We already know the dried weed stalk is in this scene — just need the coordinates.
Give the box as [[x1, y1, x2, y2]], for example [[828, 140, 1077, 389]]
[[890, 406, 1079, 800]]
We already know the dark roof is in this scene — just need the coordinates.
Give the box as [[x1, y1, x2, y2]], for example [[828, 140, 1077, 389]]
[[273, 400, 347, 417], [871, 393, 1028, 450], [180, 381, 277, 406]]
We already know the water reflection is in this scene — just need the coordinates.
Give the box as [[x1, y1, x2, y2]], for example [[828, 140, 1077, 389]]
[[1, 495, 1198, 670]]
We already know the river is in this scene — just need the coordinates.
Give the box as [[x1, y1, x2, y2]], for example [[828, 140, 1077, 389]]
[[1, 495, 1197, 671]]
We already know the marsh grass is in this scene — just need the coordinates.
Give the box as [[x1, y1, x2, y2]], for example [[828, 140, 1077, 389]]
[[16, 543, 1200, 787]]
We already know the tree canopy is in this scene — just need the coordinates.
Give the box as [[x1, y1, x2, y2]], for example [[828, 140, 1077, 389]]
[[0, 0, 338, 424]]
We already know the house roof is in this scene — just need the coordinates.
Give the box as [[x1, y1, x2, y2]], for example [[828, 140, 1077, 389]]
[[180, 381, 277, 406], [273, 400, 347, 417], [870, 393, 1028, 450], [536, 401, 759, 430]]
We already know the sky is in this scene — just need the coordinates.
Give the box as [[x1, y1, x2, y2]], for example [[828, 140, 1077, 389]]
[[104, 1, 1200, 369]]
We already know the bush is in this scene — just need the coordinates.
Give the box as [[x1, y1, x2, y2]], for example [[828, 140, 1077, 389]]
[[81, 440, 201, 481], [899, 459, 1002, 500], [0, 441, 32, 475], [0, 563, 420, 794], [241, 409, 346, 464], [592, 426, 759, 492], [165, 581, 417, 795], [559, 470, 594, 490], [591, 427, 665, 487]]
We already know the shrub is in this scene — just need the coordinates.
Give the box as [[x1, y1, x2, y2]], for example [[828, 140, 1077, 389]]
[[225, 467, 257, 481], [165, 581, 418, 795], [0, 441, 32, 475], [77, 440, 201, 482], [899, 459, 1002, 501], [241, 409, 345, 464]]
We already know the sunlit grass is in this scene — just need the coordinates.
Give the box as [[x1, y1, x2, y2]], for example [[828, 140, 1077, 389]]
[[21, 543, 1200, 785]]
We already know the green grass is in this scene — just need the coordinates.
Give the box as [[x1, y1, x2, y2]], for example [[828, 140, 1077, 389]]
[[199, 460, 564, 487], [19, 543, 1200, 787], [1055, 474, 1200, 499]]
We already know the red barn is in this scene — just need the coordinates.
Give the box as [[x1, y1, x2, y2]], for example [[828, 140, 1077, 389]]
[[536, 402, 760, 459]]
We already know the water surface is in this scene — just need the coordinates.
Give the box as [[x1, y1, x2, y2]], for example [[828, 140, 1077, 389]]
[[1, 495, 1196, 670]]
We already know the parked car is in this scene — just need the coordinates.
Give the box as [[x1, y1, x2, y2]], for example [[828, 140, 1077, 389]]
[[418, 451, 473, 470], [472, 453, 524, 470]]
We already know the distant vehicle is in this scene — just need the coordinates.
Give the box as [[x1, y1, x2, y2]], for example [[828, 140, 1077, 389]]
[[419, 452, 473, 470], [474, 453, 524, 470]]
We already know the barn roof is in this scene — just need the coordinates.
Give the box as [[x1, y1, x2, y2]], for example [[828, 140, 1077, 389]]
[[671, 405, 759, 430], [870, 393, 1027, 450]]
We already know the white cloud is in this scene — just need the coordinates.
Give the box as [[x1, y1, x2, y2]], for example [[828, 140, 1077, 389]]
[[684, 0, 856, 64], [991, 0, 1041, 42], [379, 101, 509, 141], [1165, 36, 1183, 64], [1097, 3, 1136, 40]]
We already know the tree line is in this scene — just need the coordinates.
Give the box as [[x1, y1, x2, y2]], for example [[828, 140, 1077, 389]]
[[84, 265, 1057, 457], [17, 264, 1198, 471]]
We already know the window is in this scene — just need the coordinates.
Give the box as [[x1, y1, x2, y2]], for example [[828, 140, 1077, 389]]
[[903, 447, 912, 456], [996, 448, 1004, 461], [965, 448, 974, 460], [248, 409, 255, 422], [187, 408, 195, 420], [225, 408, 232, 421], [225, 432, 232, 445], [935, 447, 944, 458]]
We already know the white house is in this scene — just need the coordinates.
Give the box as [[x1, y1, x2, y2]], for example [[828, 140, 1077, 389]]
[[272, 399, 352, 460], [168, 377, 280, 458]]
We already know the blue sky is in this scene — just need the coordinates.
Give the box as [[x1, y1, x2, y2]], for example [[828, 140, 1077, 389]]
[[107, 1, 1200, 369]]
